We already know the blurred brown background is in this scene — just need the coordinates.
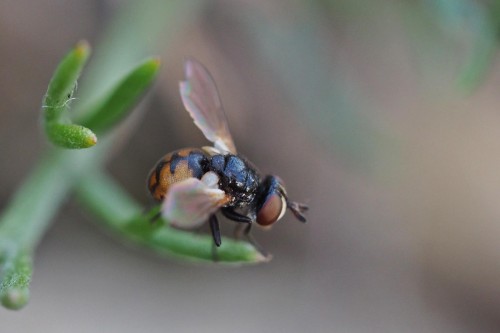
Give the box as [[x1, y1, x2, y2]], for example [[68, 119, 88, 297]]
[[3, 0, 500, 332]]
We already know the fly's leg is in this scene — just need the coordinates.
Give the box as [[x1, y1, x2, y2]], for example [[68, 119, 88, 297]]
[[149, 211, 162, 224], [209, 215, 221, 262], [221, 207, 252, 223], [234, 223, 268, 257], [223, 208, 268, 257], [209, 214, 221, 247]]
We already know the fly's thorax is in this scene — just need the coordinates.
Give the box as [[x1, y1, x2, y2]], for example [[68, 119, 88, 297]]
[[207, 153, 260, 207]]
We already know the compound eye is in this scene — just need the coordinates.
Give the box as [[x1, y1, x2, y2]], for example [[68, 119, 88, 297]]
[[256, 192, 286, 226]]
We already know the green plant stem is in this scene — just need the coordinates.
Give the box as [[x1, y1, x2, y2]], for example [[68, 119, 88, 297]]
[[0, 148, 102, 309], [75, 171, 269, 264]]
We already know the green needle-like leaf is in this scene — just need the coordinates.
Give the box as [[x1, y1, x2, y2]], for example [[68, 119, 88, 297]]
[[75, 171, 269, 265], [43, 41, 97, 149], [45, 123, 97, 149], [79, 58, 160, 134], [44, 41, 90, 120], [0, 250, 32, 310]]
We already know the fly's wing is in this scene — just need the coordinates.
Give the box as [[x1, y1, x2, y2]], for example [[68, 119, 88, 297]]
[[161, 177, 228, 229], [179, 58, 237, 154]]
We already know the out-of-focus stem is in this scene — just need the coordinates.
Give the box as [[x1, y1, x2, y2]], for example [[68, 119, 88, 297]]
[[0, 147, 102, 309]]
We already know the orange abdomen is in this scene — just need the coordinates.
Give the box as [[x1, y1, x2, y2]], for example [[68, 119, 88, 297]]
[[147, 148, 209, 201]]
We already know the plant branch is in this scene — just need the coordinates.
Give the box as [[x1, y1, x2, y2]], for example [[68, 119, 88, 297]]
[[75, 171, 269, 264], [0, 148, 103, 309]]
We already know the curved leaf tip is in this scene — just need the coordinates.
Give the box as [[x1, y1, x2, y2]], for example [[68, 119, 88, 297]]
[[1, 287, 29, 310], [74, 40, 91, 60]]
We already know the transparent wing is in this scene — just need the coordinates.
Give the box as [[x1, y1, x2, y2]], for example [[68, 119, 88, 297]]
[[179, 58, 237, 154], [161, 176, 228, 229]]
